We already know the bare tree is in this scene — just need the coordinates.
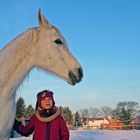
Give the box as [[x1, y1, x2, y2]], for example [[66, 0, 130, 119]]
[[101, 106, 113, 117], [79, 109, 90, 118], [90, 107, 101, 117]]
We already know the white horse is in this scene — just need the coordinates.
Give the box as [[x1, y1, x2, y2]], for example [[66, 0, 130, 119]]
[[0, 9, 83, 140]]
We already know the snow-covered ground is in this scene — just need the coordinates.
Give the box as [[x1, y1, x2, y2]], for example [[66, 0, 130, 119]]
[[10, 130, 140, 140]]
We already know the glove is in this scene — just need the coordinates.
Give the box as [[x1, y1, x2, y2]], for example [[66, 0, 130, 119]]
[[13, 119, 22, 133]]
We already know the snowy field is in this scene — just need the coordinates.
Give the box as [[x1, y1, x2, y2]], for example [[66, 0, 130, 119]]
[[10, 130, 140, 140]]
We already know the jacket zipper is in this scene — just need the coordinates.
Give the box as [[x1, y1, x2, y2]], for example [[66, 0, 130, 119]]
[[46, 123, 51, 140]]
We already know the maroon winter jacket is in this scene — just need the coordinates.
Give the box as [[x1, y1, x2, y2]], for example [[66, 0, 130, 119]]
[[14, 113, 69, 140]]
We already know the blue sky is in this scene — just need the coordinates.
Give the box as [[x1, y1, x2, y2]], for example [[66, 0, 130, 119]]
[[0, 0, 140, 112]]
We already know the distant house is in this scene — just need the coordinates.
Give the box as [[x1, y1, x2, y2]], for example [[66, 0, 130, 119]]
[[82, 116, 125, 130], [101, 117, 125, 130], [82, 117, 109, 129]]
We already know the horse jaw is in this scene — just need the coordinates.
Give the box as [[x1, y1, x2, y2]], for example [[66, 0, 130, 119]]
[[38, 58, 83, 86]]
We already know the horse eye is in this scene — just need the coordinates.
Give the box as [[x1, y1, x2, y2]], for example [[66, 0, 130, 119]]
[[54, 39, 63, 45]]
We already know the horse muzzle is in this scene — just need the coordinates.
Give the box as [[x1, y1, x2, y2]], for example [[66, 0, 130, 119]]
[[68, 68, 83, 85]]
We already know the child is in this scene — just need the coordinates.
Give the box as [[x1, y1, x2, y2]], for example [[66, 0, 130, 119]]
[[13, 90, 69, 140]]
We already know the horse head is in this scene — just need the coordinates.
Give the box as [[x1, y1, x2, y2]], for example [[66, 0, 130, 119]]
[[31, 10, 83, 85]]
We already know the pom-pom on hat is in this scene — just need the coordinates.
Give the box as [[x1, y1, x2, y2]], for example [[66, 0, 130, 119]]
[[36, 90, 55, 109]]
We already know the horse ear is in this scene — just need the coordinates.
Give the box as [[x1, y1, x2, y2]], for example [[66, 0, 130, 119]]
[[38, 9, 49, 27]]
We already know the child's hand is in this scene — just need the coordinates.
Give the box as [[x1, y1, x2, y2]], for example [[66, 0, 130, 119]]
[[20, 116, 25, 121]]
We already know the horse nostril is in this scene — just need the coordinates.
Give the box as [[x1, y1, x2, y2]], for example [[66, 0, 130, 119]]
[[68, 68, 83, 85], [78, 68, 83, 79]]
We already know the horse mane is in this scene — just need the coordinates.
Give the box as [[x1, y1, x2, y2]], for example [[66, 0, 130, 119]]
[[0, 27, 38, 65], [0, 28, 37, 54]]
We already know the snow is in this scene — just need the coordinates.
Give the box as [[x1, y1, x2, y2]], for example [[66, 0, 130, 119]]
[[10, 130, 140, 140], [70, 130, 140, 140]]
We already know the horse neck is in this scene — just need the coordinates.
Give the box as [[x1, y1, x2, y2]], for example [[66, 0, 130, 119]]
[[0, 29, 36, 97]]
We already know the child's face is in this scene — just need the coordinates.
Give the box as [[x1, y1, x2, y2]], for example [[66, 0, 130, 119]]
[[40, 97, 53, 109]]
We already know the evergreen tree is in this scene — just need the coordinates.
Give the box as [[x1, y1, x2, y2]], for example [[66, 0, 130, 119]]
[[16, 97, 26, 118], [25, 104, 35, 119], [113, 101, 139, 125], [58, 106, 64, 115], [63, 107, 73, 125], [74, 111, 82, 127], [68, 108, 73, 125], [58, 106, 73, 126]]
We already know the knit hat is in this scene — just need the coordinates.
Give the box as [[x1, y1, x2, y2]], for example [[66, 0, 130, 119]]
[[36, 90, 55, 109]]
